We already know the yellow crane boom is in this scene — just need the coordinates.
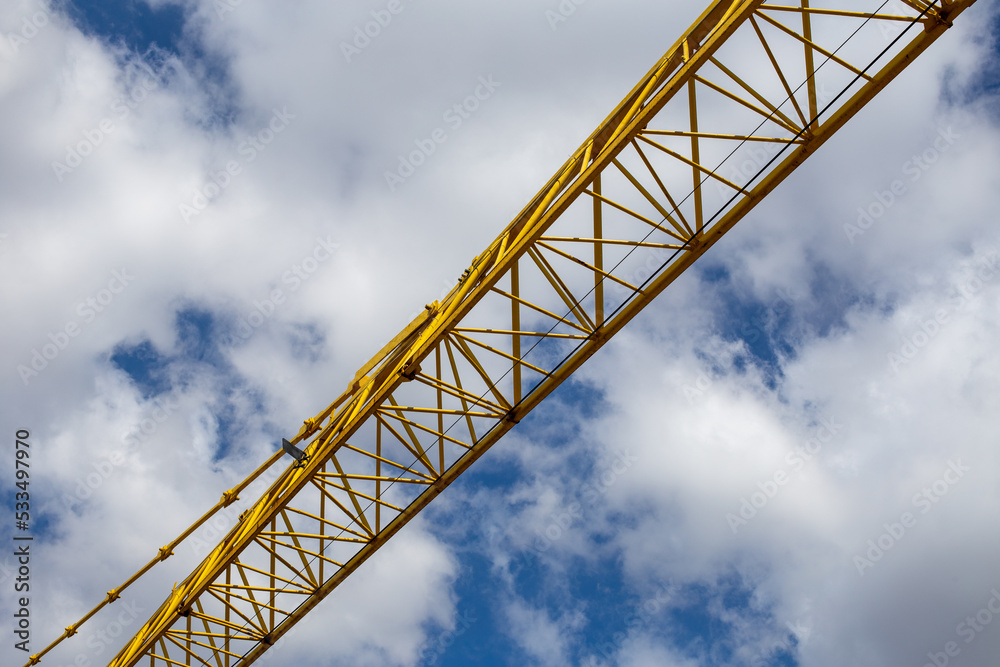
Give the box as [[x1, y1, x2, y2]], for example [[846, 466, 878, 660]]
[[26, 1, 980, 665]]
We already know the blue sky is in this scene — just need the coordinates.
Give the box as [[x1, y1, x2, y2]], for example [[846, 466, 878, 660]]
[[59, 0, 186, 55], [2, 1, 1000, 666]]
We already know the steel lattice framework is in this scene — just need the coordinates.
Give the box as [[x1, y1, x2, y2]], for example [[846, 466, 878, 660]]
[[25, 1, 980, 665]]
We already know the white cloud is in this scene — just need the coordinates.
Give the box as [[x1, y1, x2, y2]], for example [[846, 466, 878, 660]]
[[502, 597, 585, 667]]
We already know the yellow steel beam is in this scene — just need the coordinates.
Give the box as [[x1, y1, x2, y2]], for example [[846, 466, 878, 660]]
[[25, 1, 981, 666]]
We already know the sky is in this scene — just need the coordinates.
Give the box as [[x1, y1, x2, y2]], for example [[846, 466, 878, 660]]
[[1, 1, 999, 666]]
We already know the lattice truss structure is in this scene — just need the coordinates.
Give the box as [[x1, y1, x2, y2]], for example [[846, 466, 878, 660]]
[[25, 1, 979, 666]]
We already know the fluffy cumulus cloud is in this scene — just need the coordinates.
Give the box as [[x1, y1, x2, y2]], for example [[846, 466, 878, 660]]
[[1, 0, 999, 666]]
